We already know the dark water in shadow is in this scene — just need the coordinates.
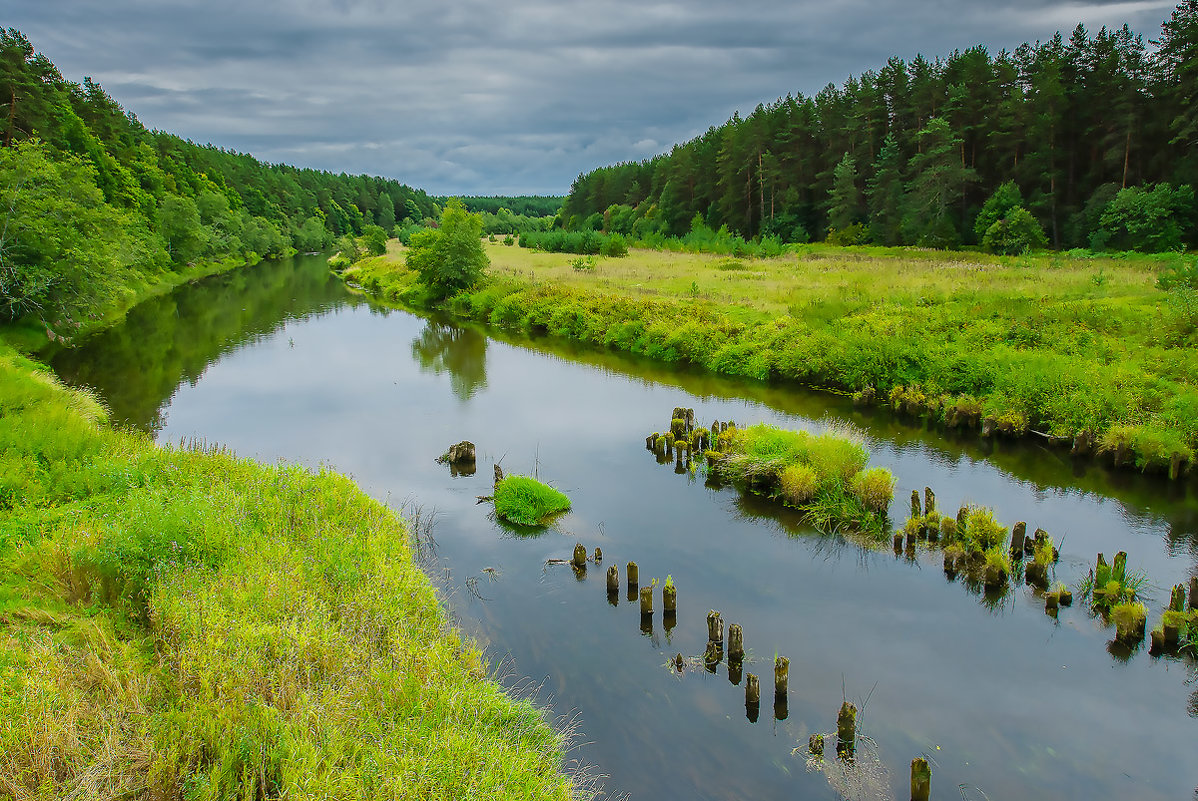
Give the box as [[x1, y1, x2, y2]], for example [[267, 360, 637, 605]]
[[48, 254, 1198, 801]]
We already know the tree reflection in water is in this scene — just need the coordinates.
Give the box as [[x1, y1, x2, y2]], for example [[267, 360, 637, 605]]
[[411, 320, 488, 401]]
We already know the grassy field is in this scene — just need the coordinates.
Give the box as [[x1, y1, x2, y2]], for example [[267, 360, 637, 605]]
[[0, 342, 581, 799], [348, 241, 1197, 475]]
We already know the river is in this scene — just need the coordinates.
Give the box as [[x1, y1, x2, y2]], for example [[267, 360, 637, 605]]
[[47, 253, 1198, 800]]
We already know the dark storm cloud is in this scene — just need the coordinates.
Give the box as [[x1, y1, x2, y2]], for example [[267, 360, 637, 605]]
[[6, 0, 1178, 194]]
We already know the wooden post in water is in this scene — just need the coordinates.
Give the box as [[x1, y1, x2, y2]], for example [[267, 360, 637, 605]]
[[707, 610, 723, 643], [1189, 577, 1198, 611], [1113, 551, 1127, 578], [728, 623, 744, 662], [956, 505, 968, 533], [1010, 521, 1026, 557], [923, 487, 936, 516], [645, 434, 655, 450], [774, 656, 789, 697], [746, 673, 760, 705], [1170, 584, 1186, 612], [836, 702, 857, 758], [572, 543, 587, 569], [910, 490, 922, 519], [627, 561, 639, 602], [606, 565, 619, 594], [703, 641, 721, 673], [663, 582, 677, 613], [593, 547, 602, 564], [911, 758, 931, 801], [639, 586, 653, 617]]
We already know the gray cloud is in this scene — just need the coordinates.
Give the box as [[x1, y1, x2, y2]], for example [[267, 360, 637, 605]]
[[6, 0, 1178, 194]]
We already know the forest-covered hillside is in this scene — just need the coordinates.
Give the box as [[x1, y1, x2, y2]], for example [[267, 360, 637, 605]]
[[561, 3, 1198, 252], [0, 28, 440, 328]]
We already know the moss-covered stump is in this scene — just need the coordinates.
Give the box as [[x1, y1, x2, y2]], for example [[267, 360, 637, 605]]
[[493, 475, 572, 526]]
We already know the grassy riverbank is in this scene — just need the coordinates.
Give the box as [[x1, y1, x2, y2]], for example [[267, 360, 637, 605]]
[[0, 311, 580, 796], [347, 242, 1198, 475]]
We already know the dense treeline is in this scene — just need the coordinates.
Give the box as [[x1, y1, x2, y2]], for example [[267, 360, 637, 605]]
[[456, 196, 564, 217], [0, 29, 438, 327], [561, 4, 1198, 252]]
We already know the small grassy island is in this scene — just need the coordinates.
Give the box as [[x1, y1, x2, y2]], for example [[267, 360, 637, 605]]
[[494, 475, 573, 527]]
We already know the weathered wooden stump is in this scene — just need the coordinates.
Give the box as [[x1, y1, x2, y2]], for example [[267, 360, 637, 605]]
[[728, 623, 744, 661], [639, 585, 653, 617], [774, 656, 789, 697], [1170, 583, 1186, 612], [1059, 587, 1073, 606], [493, 464, 504, 486], [1025, 561, 1047, 588], [1045, 591, 1060, 613], [956, 505, 968, 533], [1189, 577, 1198, 611], [1149, 627, 1165, 655], [707, 610, 723, 643], [1112, 550, 1127, 577], [645, 434, 656, 450], [910, 490, 922, 519], [606, 565, 619, 594], [924, 487, 936, 516], [703, 640, 721, 672], [441, 441, 476, 465], [911, 758, 931, 801], [593, 547, 602, 563], [1010, 521, 1026, 557], [836, 701, 857, 758], [1163, 618, 1181, 646], [663, 583, 677, 613], [572, 543, 587, 569], [746, 673, 760, 705], [627, 561, 639, 587]]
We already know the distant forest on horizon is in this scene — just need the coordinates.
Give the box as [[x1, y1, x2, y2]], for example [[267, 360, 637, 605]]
[[561, 2, 1198, 252]]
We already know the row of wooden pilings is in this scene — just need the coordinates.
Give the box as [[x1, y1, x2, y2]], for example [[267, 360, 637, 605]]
[[572, 541, 935, 799]]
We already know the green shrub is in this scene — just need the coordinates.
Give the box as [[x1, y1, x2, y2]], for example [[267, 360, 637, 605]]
[[982, 207, 1048, 255], [780, 463, 819, 505], [493, 475, 572, 526]]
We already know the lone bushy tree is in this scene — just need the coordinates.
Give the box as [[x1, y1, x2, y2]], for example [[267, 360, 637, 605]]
[[406, 199, 489, 299]]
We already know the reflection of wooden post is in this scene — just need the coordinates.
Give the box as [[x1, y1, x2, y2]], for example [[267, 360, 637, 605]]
[[707, 610, 723, 643], [836, 702, 857, 758], [774, 656, 789, 697], [572, 543, 587, 568], [606, 565, 619, 594], [703, 641, 721, 673], [809, 734, 824, 756], [639, 586, 653, 617], [728, 624, 744, 661], [911, 758, 931, 801]]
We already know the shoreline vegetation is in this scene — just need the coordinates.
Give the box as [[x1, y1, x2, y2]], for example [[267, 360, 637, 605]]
[[344, 240, 1197, 479], [0, 262, 584, 795]]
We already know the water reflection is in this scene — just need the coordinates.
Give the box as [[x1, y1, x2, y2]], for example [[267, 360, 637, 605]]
[[411, 319, 488, 401]]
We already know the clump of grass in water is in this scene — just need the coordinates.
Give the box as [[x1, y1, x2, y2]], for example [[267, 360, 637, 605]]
[[1077, 552, 1146, 614], [707, 423, 893, 538], [493, 475, 572, 526]]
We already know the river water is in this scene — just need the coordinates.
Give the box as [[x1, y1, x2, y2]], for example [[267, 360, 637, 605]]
[[48, 253, 1198, 800]]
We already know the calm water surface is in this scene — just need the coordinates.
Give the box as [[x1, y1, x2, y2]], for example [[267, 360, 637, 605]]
[[49, 254, 1198, 800]]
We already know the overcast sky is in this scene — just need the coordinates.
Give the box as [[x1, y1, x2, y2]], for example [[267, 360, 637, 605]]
[[7, 0, 1179, 195]]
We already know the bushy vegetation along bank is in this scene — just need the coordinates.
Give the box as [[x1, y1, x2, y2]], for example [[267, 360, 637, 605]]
[[345, 242, 1197, 477], [0, 344, 580, 798]]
